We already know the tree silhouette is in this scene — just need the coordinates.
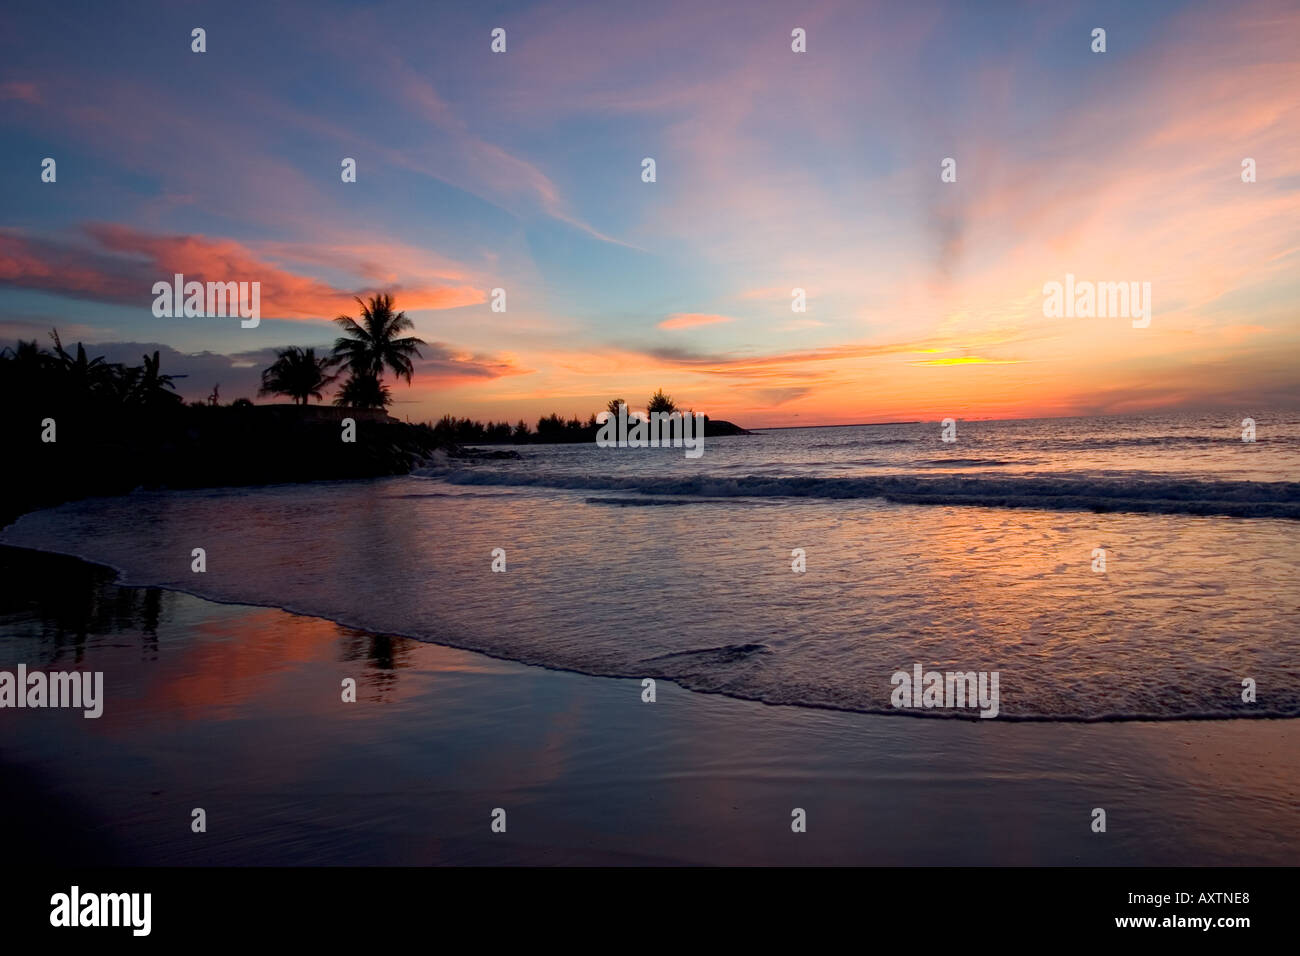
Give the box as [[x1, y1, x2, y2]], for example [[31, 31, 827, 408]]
[[333, 373, 391, 409], [647, 388, 677, 414], [258, 346, 337, 405], [0, 338, 48, 369], [48, 330, 122, 399], [129, 350, 185, 408], [330, 293, 426, 384]]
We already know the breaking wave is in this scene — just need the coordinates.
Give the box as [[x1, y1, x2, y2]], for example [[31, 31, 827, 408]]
[[414, 466, 1300, 519]]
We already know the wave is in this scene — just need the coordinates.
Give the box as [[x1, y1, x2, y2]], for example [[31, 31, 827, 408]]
[[584, 496, 721, 506], [792, 433, 1289, 451], [383, 490, 520, 500], [8, 540, 1294, 723], [807, 438, 914, 448], [413, 466, 1300, 518], [911, 457, 1022, 467], [641, 642, 771, 665], [1037, 434, 1288, 449]]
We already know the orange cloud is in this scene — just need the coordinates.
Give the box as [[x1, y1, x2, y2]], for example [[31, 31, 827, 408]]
[[659, 313, 735, 330], [0, 225, 485, 319]]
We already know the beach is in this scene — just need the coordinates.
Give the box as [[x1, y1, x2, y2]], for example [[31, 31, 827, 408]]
[[3, 0, 1298, 914], [5, 417, 1299, 723], [2, 544, 1297, 866], [3, 415, 1298, 866]]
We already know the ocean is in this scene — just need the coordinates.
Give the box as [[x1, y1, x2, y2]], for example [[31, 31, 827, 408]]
[[4, 412, 1298, 722]]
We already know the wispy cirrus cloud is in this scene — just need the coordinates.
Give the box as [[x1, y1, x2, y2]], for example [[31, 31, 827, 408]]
[[909, 356, 1024, 366], [410, 343, 532, 386]]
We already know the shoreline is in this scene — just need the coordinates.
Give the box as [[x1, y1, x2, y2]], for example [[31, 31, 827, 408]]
[[6, 537, 1297, 726], [2, 543, 1298, 865]]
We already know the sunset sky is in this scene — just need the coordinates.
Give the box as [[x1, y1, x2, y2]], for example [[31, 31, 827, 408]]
[[2, 0, 1297, 426]]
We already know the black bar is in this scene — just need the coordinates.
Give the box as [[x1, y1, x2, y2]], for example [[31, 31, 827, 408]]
[[6, 866, 1286, 943]]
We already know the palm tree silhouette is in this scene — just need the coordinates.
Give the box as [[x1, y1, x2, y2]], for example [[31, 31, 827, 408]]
[[330, 294, 426, 387], [333, 373, 392, 409], [259, 346, 338, 405], [0, 338, 48, 368], [48, 330, 122, 399], [129, 350, 185, 407]]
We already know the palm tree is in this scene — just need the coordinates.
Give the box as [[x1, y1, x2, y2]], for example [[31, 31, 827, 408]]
[[48, 329, 123, 399], [0, 338, 48, 368], [259, 346, 338, 405], [0, 338, 53, 407], [333, 372, 391, 409], [330, 293, 426, 385], [129, 350, 185, 407]]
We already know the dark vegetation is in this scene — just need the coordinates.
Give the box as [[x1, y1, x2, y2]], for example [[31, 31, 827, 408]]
[[2, 294, 746, 525], [430, 388, 750, 445], [0, 325, 441, 528]]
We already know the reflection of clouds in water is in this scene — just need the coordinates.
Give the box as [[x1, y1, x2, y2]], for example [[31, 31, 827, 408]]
[[3, 453, 1296, 721]]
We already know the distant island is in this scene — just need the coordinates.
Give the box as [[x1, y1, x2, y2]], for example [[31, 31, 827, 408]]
[[750, 421, 921, 430], [0, 295, 746, 525], [430, 390, 750, 446]]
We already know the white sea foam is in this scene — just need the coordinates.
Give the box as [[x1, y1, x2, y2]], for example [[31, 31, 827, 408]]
[[416, 467, 1300, 519]]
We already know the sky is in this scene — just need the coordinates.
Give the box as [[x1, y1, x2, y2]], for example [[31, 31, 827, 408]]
[[1, 0, 1297, 427]]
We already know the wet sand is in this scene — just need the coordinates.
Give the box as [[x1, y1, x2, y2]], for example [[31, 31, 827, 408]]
[[1, 545, 1296, 865]]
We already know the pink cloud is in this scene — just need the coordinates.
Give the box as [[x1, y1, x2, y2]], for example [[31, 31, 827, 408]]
[[0, 225, 485, 319], [0, 81, 39, 103], [409, 344, 534, 389], [659, 312, 736, 330]]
